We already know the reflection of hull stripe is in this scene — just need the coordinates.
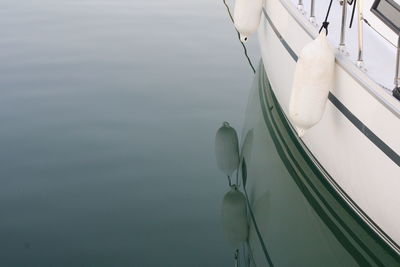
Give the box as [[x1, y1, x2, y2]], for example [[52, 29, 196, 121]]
[[244, 187, 274, 266], [262, 8, 400, 167], [262, 7, 400, 254], [258, 73, 376, 266], [256, 62, 400, 264]]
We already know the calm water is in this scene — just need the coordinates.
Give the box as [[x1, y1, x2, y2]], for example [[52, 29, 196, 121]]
[[0, 0, 259, 266], [2, 1, 399, 265]]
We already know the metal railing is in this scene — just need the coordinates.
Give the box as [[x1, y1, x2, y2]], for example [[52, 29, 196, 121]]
[[395, 36, 400, 88], [339, 0, 348, 50], [357, 0, 364, 67], [309, 0, 316, 24], [296, 0, 400, 99]]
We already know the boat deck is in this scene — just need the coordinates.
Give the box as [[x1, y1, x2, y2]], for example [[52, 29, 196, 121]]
[[288, 0, 398, 99]]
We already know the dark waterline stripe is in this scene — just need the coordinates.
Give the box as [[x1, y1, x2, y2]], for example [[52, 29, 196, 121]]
[[262, 9, 299, 62], [328, 93, 400, 166], [262, 8, 400, 167]]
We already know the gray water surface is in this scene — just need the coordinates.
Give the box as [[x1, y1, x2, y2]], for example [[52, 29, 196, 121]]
[[0, 0, 259, 266]]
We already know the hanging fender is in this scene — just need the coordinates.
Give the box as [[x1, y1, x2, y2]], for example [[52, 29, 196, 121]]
[[233, 0, 263, 42], [289, 32, 335, 137]]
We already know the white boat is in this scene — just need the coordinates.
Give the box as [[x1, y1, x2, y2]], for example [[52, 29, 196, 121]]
[[238, 0, 400, 265]]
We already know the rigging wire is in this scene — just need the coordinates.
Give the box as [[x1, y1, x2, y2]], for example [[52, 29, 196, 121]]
[[363, 18, 397, 48], [345, 0, 397, 48], [222, 0, 256, 74]]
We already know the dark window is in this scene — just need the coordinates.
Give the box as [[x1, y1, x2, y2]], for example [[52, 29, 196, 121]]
[[371, 0, 400, 33]]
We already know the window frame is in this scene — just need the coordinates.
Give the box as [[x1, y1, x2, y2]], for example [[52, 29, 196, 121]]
[[371, 0, 400, 33]]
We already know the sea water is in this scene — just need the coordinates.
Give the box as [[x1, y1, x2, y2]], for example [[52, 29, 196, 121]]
[[0, 0, 259, 266]]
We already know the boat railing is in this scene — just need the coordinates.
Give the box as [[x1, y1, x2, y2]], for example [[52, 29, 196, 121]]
[[309, 0, 316, 24], [339, 0, 348, 52], [296, 0, 400, 100]]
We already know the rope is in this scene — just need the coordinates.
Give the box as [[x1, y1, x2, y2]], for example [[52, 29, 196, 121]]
[[222, 0, 256, 74], [319, 0, 334, 35], [227, 175, 232, 187], [349, 0, 357, 28]]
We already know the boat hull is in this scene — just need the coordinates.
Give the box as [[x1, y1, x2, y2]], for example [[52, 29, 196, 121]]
[[242, 62, 400, 266], [253, 0, 400, 255]]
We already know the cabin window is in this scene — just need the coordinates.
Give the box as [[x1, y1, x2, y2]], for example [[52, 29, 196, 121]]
[[371, 0, 400, 33]]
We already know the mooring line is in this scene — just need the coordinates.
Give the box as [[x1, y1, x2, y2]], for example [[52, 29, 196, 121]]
[[222, 0, 256, 74]]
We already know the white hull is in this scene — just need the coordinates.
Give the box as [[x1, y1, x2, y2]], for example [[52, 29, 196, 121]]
[[256, 0, 400, 255]]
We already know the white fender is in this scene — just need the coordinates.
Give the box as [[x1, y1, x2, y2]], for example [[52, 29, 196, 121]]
[[215, 122, 239, 177], [233, 0, 263, 42], [221, 187, 248, 246], [289, 32, 335, 137]]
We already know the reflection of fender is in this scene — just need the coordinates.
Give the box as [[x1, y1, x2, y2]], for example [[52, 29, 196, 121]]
[[221, 186, 249, 247], [240, 129, 254, 187], [215, 122, 239, 177]]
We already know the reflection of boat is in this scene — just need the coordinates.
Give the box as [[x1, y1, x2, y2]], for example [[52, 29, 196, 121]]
[[242, 61, 400, 266]]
